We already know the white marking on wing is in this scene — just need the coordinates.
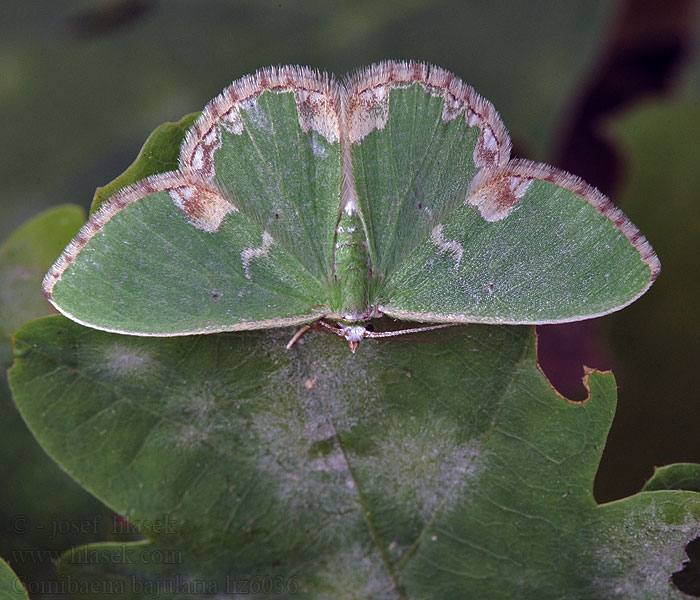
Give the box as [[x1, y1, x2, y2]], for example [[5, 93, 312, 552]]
[[241, 230, 274, 279], [294, 88, 340, 143], [442, 95, 464, 121], [221, 106, 244, 134], [347, 84, 390, 143], [309, 130, 328, 157], [430, 224, 464, 271], [191, 146, 205, 170], [340, 169, 359, 216], [244, 98, 271, 132]]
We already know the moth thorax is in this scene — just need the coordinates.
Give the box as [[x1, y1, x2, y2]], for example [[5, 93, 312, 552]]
[[341, 324, 368, 343], [333, 209, 370, 315]]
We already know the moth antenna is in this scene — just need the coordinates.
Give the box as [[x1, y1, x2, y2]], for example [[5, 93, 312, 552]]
[[364, 322, 458, 338]]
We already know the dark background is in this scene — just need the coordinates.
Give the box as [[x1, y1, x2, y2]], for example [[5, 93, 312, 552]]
[[1, 1, 699, 596]]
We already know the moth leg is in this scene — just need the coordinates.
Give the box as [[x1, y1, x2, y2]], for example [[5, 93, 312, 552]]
[[286, 319, 346, 350]]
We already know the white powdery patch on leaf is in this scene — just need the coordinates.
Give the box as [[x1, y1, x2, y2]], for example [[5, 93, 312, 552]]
[[167, 381, 232, 449], [593, 499, 700, 597], [247, 401, 358, 517], [311, 542, 399, 600], [356, 415, 486, 521], [248, 342, 382, 519], [101, 342, 153, 376]]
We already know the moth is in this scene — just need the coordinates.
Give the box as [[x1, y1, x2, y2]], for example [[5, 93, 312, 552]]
[[44, 61, 659, 352]]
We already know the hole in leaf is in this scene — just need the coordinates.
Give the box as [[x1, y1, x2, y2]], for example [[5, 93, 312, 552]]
[[672, 536, 700, 596], [536, 322, 610, 402]]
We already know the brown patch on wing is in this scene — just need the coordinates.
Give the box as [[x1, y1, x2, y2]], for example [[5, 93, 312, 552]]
[[168, 181, 235, 233], [469, 112, 501, 169], [187, 127, 222, 179], [467, 172, 532, 222], [344, 80, 392, 143]]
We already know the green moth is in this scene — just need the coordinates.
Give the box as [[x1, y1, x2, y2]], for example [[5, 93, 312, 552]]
[[44, 61, 659, 352]]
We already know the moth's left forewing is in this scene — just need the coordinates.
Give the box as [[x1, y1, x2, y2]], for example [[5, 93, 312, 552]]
[[43, 171, 327, 335], [381, 156, 660, 325], [180, 66, 343, 282], [43, 65, 344, 336]]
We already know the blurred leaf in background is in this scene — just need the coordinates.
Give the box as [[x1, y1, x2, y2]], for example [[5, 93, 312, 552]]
[[598, 94, 700, 500], [0, 207, 114, 597], [1, 0, 700, 595], [0, 0, 617, 240]]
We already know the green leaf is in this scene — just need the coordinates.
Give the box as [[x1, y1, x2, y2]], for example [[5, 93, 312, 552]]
[[0, 205, 85, 343], [44, 63, 658, 341], [0, 559, 28, 600], [645, 464, 700, 493], [9, 317, 700, 598], [90, 113, 200, 215], [0, 205, 112, 593]]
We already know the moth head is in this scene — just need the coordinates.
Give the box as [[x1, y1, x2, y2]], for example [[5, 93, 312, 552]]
[[340, 324, 368, 353]]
